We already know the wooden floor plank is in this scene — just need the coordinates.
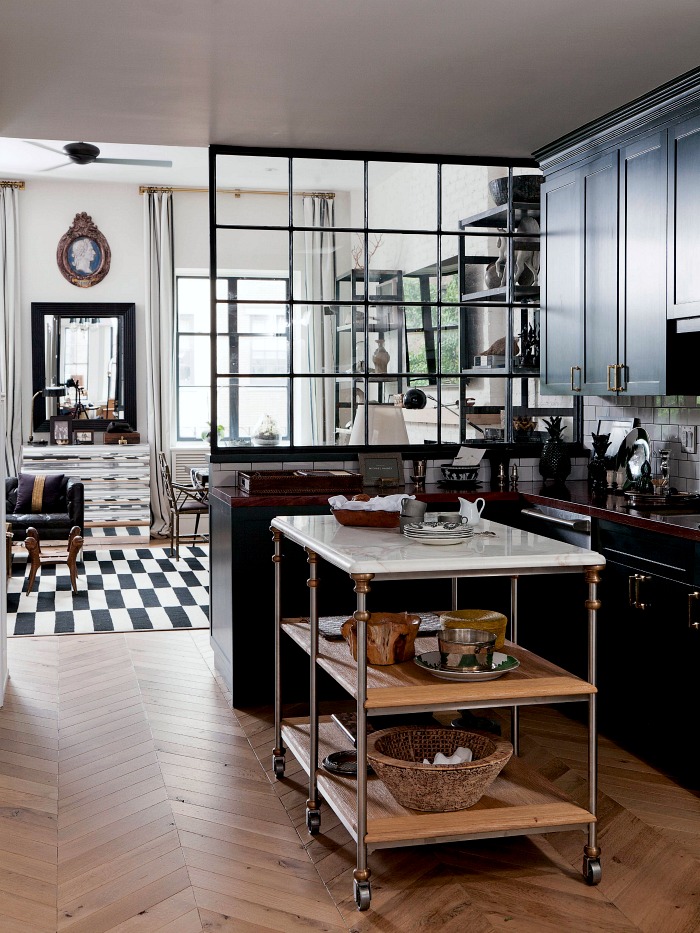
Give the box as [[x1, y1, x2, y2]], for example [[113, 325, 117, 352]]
[[2, 629, 699, 932]]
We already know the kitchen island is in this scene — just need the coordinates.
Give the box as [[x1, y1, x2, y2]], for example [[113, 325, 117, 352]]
[[270, 513, 606, 909]]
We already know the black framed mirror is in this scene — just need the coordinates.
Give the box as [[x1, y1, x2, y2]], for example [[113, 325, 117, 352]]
[[31, 302, 137, 433]]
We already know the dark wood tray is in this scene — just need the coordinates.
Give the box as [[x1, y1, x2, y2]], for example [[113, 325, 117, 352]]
[[239, 469, 363, 495]]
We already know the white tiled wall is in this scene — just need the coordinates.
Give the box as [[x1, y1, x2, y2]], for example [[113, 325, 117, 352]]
[[209, 454, 589, 490], [583, 395, 700, 492]]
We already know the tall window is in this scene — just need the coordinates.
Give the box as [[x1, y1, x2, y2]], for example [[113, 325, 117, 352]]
[[207, 148, 578, 453], [176, 274, 288, 442]]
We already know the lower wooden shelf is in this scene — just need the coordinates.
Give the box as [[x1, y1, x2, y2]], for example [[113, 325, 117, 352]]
[[282, 718, 595, 850]]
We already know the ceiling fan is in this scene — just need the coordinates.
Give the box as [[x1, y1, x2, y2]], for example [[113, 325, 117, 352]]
[[25, 140, 172, 170]]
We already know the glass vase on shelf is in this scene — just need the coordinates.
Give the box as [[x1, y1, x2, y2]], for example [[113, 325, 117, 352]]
[[252, 414, 280, 447]]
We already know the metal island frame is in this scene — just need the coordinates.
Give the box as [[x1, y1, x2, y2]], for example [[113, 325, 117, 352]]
[[270, 513, 606, 911]]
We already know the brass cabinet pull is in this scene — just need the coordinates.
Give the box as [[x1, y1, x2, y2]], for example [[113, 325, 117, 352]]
[[607, 363, 625, 393], [628, 573, 651, 610], [570, 365, 581, 392], [689, 592, 700, 630]]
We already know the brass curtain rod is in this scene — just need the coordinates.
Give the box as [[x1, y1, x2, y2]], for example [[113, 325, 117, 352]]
[[139, 185, 334, 198], [0, 180, 25, 189]]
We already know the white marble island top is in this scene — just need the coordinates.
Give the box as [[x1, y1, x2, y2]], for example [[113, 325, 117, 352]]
[[270, 514, 606, 580]]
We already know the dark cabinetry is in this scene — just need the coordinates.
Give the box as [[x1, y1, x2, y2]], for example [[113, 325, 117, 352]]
[[540, 133, 667, 396], [595, 520, 700, 789], [668, 113, 700, 319]]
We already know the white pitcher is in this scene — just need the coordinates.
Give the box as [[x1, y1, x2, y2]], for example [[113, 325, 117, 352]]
[[458, 496, 485, 524]]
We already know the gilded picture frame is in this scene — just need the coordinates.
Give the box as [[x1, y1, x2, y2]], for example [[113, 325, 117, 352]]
[[56, 212, 111, 288]]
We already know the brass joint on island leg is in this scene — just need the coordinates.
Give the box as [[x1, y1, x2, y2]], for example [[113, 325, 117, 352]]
[[306, 798, 319, 810], [584, 844, 601, 859], [273, 746, 284, 757], [305, 548, 319, 588], [352, 573, 374, 596], [584, 565, 604, 586], [353, 868, 371, 883], [354, 609, 371, 624], [585, 597, 602, 611]]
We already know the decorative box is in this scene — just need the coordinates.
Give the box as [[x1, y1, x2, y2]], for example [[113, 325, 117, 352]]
[[103, 432, 141, 444], [239, 469, 363, 495]]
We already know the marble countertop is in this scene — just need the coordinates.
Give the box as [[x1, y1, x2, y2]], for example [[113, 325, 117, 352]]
[[270, 514, 605, 578]]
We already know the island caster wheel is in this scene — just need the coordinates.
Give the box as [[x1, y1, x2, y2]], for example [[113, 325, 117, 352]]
[[272, 754, 285, 779], [306, 808, 321, 835], [583, 855, 602, 885], [354, 878, 371, 911]]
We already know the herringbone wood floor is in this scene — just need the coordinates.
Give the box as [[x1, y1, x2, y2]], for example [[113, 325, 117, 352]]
[[1, 630, 699, 932]]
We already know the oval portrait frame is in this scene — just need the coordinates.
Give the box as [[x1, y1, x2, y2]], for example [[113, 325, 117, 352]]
[[57, 212, 111, 288]]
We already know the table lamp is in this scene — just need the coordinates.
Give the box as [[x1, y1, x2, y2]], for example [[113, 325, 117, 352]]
[[28, 385, 67, 446], [349, 402, 409, 446]]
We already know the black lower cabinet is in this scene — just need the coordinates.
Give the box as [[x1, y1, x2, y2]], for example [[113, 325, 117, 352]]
[[595, 522, 700, 790]]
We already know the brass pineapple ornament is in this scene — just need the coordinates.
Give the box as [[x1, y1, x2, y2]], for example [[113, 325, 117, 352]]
[[539, 416, 572, 483]]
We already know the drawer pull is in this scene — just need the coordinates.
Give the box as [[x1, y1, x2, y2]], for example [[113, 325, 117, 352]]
[[570, 365, 581, 392], [689, 592, 700, 630], [628, 573, 651, 610]]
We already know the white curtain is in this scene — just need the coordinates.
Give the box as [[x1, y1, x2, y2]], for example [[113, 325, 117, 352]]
[[0, 187, 21, 478], [144, 191, 174, 535], [293, 197, 336, 445]]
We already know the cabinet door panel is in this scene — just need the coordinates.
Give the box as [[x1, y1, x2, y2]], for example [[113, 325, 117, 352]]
[[540, 170, 581, 394], [669, 114, 700, 318], [620, 131, 667, 395], [581, 153, 619, 393]]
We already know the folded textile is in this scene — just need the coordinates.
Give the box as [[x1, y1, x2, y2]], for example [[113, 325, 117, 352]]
[[423, 746, 474, 766], [328, 493, 415, 512]]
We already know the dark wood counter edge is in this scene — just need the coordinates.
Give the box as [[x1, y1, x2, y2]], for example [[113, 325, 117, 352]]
[[209, 481, 700, 543]]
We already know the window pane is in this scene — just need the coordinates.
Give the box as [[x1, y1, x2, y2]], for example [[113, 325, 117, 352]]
[[215, 154, 289, 226], [464, 377, 506, 443], [215, 301, 289, 376], [367, 234, 437, 293], [461, 305, 508, 372], [294, 376, 360, 447], [441, 163, 504, 232], [292, 230, 354, 301], [292, 159, 364, 227], [178, 277, 210, 332], [215, 229, 289, 292], [178, 386, 211, 441], [216, 376, 289, 446], [368, 162, 437, 230], [179, 335, 211, 387]]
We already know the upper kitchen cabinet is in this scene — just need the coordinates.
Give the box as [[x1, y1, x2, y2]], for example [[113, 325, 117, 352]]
[[668, 113, 700, 320], [535, 67, 700, 397]]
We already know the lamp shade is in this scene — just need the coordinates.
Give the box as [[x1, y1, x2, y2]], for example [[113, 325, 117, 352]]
[[349, 404, 410, 446], [43, 385, 66, 397]]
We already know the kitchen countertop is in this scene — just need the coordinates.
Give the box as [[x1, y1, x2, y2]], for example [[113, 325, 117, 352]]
[[209, 479, 700, 542]]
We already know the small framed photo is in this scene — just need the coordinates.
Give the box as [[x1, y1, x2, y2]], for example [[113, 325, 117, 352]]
[[50, 416, 73, 446], [73, 428, 94, 445], [358, 452, 405, 487]]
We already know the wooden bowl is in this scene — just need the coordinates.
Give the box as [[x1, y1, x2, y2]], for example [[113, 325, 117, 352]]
[[341, 611, 421, 665], [331, 508, 400, 528]]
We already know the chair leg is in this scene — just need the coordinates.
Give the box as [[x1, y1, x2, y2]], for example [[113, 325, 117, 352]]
[[169, 510, 175, 558], [194, 513, 201, 543], [24, 536, 41, 594], [66, 535, 83, 595], [174, 512, 180, 561]]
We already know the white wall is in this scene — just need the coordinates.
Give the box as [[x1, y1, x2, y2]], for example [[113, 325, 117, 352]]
[[17, 180, 209, 446]]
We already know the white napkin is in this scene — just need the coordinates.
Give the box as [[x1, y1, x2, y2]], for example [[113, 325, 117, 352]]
[[423, 746, 474, 765], [328, 494, 415, 513]]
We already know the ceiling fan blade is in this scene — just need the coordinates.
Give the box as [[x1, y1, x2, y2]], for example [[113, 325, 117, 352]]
[[94, 157, 173, 167], [38, 162, 73, 172], [25, 140, 66, 156]]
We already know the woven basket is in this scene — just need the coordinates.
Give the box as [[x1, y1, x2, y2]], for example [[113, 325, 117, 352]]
[[366, 726, 513, 811], [331, 508, 400, 528]]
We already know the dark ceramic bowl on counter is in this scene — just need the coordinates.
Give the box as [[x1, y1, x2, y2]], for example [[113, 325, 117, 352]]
[[440, 464, 480, 483]]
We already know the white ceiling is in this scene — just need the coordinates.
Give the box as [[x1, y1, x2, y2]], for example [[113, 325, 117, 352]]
[[1, 0, 699, 187]]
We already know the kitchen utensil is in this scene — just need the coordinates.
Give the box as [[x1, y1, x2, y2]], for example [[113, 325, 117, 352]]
[[437, 627, 496, 671], [458, 496, 485, 524]]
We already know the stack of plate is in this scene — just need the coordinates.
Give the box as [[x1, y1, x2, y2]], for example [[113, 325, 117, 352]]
[[402, 521, 474, 546]]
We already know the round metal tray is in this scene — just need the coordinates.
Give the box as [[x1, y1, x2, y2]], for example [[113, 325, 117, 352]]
[[623, 491, 700, 509]]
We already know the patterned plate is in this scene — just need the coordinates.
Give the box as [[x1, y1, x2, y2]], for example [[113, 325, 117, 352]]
[[414, 651, 520, 681]]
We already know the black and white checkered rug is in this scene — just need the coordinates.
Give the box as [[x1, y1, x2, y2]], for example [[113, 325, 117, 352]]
[[7, 545, 209, 636]]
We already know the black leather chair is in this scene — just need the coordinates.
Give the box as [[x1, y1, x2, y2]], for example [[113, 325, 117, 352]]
[[5, 476, 84, 541]]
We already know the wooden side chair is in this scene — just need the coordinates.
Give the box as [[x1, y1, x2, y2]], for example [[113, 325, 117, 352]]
[[24, 525, 83, 595], [157, 452, 208, 560]]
